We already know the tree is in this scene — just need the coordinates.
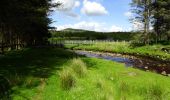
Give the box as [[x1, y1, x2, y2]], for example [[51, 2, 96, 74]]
[[0, 0, 60, 53], [131, 0, 154, 44], [153, 0, 170, 41]]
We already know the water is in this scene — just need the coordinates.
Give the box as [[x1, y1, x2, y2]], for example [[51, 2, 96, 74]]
[[75, 50, 170, 76]]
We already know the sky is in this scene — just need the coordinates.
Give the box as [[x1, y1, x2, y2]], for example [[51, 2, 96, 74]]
[[49, 0, 137, 32]]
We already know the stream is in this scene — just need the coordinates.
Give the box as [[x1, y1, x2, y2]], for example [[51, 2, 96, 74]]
[[75, 50, 170, 76]]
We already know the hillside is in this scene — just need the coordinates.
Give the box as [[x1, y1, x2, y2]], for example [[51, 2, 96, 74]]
[[51, 28, 139, 41]]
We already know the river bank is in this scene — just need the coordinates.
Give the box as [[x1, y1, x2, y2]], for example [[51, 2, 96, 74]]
[[65, 41, 170, 62], [75, 50, 170, 76]]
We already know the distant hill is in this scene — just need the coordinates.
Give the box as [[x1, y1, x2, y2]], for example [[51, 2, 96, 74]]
[[60, 28, 90, 33]]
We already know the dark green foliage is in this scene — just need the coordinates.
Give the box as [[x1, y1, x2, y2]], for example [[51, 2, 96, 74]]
[[152, 0, 170, 41], [0, 0, 59, 53]]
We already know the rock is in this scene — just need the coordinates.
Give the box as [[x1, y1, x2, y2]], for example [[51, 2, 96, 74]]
[[161, 71, 167, 75], [144, 66, 148, 69], [128, 72, 137, 76]]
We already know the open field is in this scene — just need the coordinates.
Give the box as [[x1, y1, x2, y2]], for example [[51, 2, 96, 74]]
[[0, 47, 170, 100]]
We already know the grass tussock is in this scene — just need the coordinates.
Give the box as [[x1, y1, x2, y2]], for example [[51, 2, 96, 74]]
[[70, 58, 87, 77], [59, 58, 87, 90], [59, 68, 76, 90]]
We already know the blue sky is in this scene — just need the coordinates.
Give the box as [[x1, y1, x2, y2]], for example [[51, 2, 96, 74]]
[[50, 0, 133, 32]]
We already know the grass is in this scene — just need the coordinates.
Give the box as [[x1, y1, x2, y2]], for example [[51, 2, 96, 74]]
[[59, 68, 76, 90], [40, 57, 170, 100], [0, 47, 76, 99], [59, 58, 87, 90], [64, 41, 170, 61], [70, 58, 87, 77], [0, 47, 170, 99]]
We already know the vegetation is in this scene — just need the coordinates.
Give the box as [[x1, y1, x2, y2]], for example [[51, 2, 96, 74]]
[[0, 48, 169, 99], [131, 0, 153, 44], [0, 47, 76, 99], [0, 0, 60, 53], [64, 41, 170, 61], [59, 58, 87, 90], [50, 28, 138, 41], [59, 67, 76, 90], [131, 0, 170, 44], [0, 0, 170, 99]]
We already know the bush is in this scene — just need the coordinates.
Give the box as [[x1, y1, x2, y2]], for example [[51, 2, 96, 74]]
[[70, 58, 87, 77], [59, 68, 76, 90]]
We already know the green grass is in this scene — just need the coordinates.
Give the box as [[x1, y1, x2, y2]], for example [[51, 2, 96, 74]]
[[36, 57, 170, 100], [0, 47, 76, 99], [0, 48, 170, 100], [65, 41, 170, 61]]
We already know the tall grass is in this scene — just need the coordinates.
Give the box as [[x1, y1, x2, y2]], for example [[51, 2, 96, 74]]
[[95, 79, 114, 100], [59, 58, 87, 90], [70, 58, 87, 77], [145, 83, 169, 100], [65, 40, 170, 60], [59, 68, 76, 90]]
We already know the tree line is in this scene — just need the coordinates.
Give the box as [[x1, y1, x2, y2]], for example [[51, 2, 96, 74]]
[[0, 0, 60, 53], [51, 28, 137, 41], [131, 0, 170, 44]]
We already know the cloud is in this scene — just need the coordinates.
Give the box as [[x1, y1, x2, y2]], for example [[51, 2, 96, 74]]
[[110, 25, 123, 32], [52, 0, 80, 17], [56, 21, 123, 32], [124, 11, 132, 17], [53, 0, 80, 11], [81, 0, 108, 16], [131, 20, 143, 31], [75, 1, 80, 7]]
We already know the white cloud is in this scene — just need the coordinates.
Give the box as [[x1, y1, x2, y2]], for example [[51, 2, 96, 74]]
[[53, 0, 80, 11], [56, 21, 123, 32], [75, 1, 80, 7], [81, 0, 108, 16], [132, 20, 143, 31], [110, 25, 123, 32], [52, 0, 80, 17], [124, 11, 132, 17]]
